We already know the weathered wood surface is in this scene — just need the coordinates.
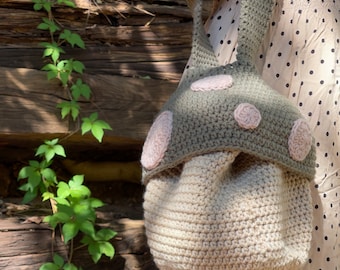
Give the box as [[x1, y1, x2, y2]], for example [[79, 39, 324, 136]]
[[0, 0, 213, 146], [0, 2, 213, 268], [0, 217, 68, 270], [0, 198, 156, 270], [0, 1, 218, 268], [0, 66, 175, 139]]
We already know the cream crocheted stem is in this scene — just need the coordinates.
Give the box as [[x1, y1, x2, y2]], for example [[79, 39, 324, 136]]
[[144, 151, 312, 269]]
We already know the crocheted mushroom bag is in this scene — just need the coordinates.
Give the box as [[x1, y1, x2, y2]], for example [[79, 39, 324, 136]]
[[141, 0, 316, 269]]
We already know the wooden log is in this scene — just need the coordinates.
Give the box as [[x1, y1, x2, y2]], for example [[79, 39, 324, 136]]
[[0, 217, 68, 270], [0, 67, 175, 141], [0, 0, 208, 146], [0, 201, 156, 270], [0, 45, 190, 81], [0, 67, 69, 134], [0, 0, 212, 19], [0, 8, 193, 46], [61, 159, 142, 183]]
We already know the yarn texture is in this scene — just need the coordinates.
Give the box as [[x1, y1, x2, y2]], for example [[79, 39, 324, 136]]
[[144, 152, 313, 270], [141, 0, 316, 269], [142, 65, 316, 184]]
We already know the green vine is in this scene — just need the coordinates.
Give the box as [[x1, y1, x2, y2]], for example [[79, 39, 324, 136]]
[[17, 0, 116, 269]]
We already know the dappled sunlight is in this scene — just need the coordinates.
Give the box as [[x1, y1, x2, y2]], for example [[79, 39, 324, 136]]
[[5, 68, 30, 91], [1, 68, 68, 134]]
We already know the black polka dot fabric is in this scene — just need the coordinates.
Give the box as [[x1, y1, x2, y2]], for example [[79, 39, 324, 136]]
[[205, 0, 340, 269]]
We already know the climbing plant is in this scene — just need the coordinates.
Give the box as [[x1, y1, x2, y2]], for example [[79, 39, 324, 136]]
[[17, 0, 116, 269]]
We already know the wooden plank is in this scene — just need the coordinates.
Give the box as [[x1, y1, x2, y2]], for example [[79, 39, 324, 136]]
[[0, 217, 68, 270], [0, 7, 194, 46], [0, 0, 212, 18], [0, 68, 69, 134], [0, 67, 175, 140], [0, 203, 156, 270], [84, 23, 193, 45], [0, 45, 190, 81], [0, 0, 194, 142]]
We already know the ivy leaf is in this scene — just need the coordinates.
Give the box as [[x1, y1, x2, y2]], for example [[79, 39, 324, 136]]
[[87, 241, 101, 263], [35, 139, 66, 162], [89, 198, 105, 208], [53, 197, 70, 206], [42, 2, 52, 12], [53, 253, 65, 268], [32, 0, 51, 11], [96, 228, 117, 242], [63, 221, 79, 244], [41, 168, 57, 183], [35, 145, 48, 158], [39, 262, 60, 270], [18, 165, 41, 189], [57, 60, 72, 86], [57, 100, 80, 120], [42, 191, 55, 202], [17, 160, 44, 199], [69, 174, 83, 187], [91, 124, 105, 143], [81, 113, 112, 142], [38, 17, 60, 33], [57, 202, 74, 217], [41, 63, 59, 80], [99, 241, 115, 260], [40, 42, 65, 64], [18, 183, 31, 192], [60, 29, 85, 49], [57, 0, 76, 8], [32, 0, 43, 11], [72, 60, 85, 74], [81, 229, 116, 263], [22, 189, 38, 204], [57, 181, 71, 198], [85, 240, 115, 263], [63, 263, 78, 270], [44, 204, 73, 228], [79, 220, 95, 238], [71, 79, 91, 100], [69, 175, 91, 198], [73, 199, 96, 222], [53, 145, 66, 157]]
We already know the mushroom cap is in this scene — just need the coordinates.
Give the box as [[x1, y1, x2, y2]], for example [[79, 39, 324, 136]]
[[141, 64, 316, 183]]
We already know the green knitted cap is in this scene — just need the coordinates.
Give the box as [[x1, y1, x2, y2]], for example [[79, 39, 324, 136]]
[[141, 0, 316, 183]]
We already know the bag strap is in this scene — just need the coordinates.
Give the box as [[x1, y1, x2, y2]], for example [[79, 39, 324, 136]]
[[237, 0, 275, 66], [189, 0, 275, 69], [189, 0, 220, 69]]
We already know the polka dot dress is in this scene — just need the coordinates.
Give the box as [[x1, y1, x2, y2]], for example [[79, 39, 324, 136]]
[[205, 0, 340, 269]]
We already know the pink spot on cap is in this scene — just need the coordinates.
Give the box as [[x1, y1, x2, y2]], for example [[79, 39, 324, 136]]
[[141, 111, 173, 170], [234, 103, 262, 129], [288, 118, 313, 161], [190, 74, 233, 92]]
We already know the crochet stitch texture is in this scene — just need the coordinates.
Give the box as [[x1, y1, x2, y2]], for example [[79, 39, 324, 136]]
[[144, 152, 313, 269], [141, 0, 316, 269]]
